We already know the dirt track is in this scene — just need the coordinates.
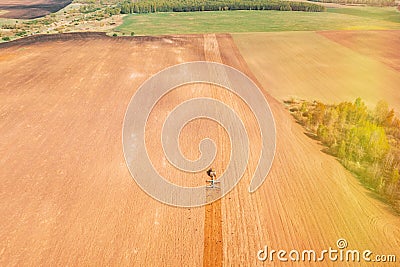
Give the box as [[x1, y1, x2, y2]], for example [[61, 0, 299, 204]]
[[1, 33, 399, 266]]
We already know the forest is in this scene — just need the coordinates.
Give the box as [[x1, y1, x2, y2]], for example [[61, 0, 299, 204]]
[[116, 0, 326, 14], [289, 98, 400, 212]]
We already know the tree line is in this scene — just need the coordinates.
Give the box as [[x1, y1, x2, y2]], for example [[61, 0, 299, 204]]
[[116, 0, 326, 14], [308, 0, 395, 6], [289, 98, 400, 212]]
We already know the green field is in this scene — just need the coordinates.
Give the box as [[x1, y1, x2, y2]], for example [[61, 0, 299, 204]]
[[327, 6, 400, 23], [115, 8, 400, 35]]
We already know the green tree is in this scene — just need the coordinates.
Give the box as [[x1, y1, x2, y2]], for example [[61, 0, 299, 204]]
[[311, 102, 326, 127], [374, 100, 389, 125], [317, 124, 328, 141], [338, 140, 347, 160]]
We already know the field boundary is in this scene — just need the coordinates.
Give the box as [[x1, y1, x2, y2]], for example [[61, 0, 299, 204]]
[[0, 32, 189, 48], [0, 32, 107, 48]]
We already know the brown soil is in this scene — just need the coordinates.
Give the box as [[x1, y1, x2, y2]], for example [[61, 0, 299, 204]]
[[0, 33, 399, 266], [233, 31, 400, 109], [0, 0, 72, 19], [319, 30, 400, 72]]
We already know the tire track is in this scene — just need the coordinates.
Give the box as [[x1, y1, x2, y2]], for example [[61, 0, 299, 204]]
[[202, 33, 224, 267]]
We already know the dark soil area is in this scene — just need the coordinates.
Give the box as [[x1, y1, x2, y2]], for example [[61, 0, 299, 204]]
[[0, 0, 72, 19]]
